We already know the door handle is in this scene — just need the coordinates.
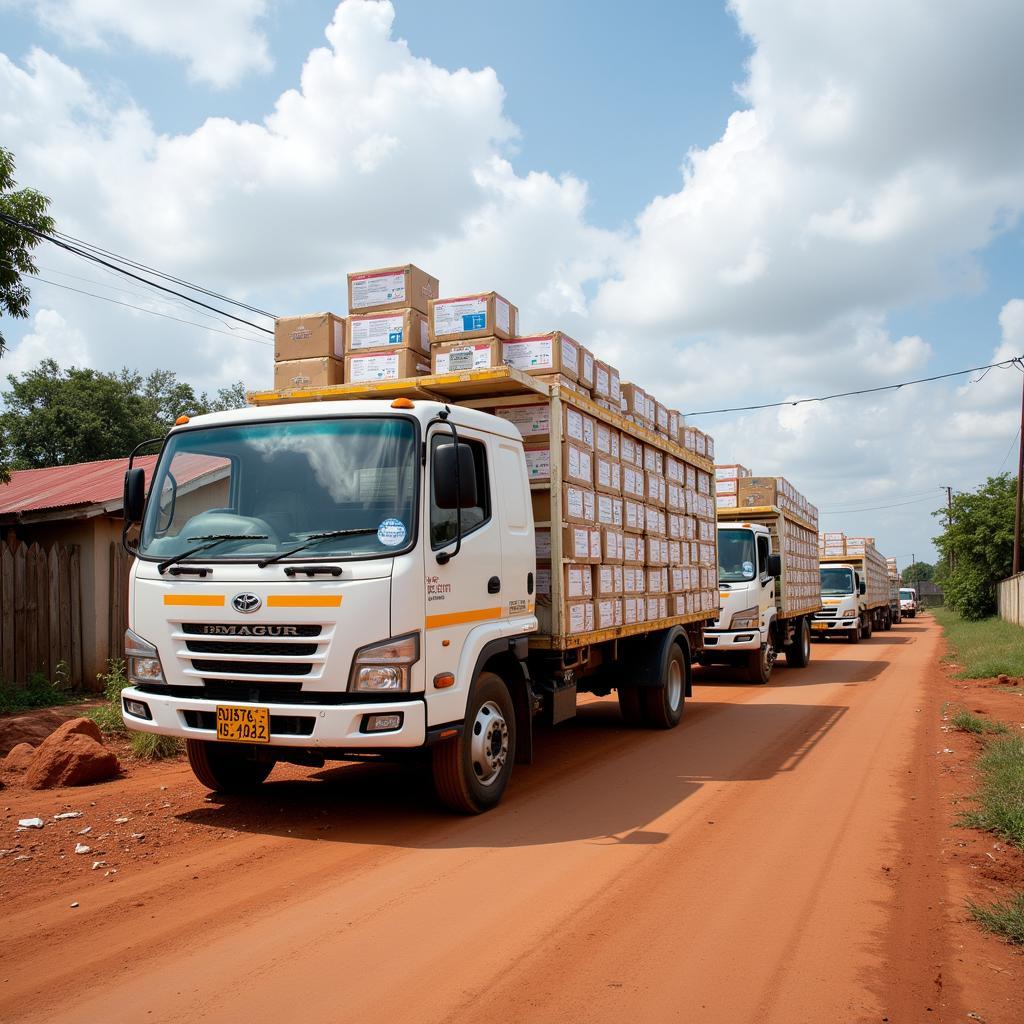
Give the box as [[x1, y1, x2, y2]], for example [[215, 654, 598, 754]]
[[488, 576, 501, 594]]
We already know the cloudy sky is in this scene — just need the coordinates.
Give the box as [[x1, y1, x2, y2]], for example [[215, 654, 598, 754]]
[[1, 0, 1022, 566]]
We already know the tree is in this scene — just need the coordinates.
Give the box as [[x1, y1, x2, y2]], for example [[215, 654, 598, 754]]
[[901, 561, 935, 585], [0, 359, 247, 470], [932, 474, 1016, 619], [0, 147, 55, 356]]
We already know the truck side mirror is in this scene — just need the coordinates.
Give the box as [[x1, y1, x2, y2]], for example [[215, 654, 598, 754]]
[[766, 553, 782, 577], [433, 442, 477, 510], [123, 468, 147, 523], [859, 580, 867, 595]]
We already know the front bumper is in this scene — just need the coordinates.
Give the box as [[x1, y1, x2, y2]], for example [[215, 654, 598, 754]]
[[811, 617, 859, 634], [702, 628, 762, 652], [120, 686, 426, 749]]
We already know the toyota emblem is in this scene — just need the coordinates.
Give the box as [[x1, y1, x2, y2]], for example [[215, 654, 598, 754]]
[[232, 592, 262, 614]]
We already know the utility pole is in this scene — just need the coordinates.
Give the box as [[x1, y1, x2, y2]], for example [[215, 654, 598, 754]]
[[1015, 362, 1024, 575]]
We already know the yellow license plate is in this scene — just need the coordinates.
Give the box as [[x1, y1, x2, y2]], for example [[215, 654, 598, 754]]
[[811, 622, 830, 631], [216, 705, 270, 743]]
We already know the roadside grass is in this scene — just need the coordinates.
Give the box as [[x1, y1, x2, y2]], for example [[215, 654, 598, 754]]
[[88, 659, 129, 736], [968, 893, 1024, 946], [130, 732, 183, 760], [933, 607, 1024, 679], [958, 734, 1024, 848], [0, 662, 84, 715], [951, 708, 1010, 735]]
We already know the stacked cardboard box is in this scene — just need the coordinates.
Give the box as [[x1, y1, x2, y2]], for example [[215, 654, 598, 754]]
[[344, 265, 437, 383], [274, 313, 346, 390], [714, 463, 752, 508], [500, 399, 718, 635], [736, 476, 819, 529], [779, 515, 820, 610], [886, 556, 899, 579]]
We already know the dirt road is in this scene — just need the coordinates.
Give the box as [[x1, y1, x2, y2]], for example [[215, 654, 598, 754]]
[[0, 618, 1009, 1021]]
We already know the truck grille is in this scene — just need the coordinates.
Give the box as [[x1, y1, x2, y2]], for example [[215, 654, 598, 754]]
[[815, 609, 838, 619], [173, 621, 332, 684]]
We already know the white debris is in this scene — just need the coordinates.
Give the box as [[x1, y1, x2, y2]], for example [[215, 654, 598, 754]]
[[91, 861, 108, 870], [131, 833, 145, 841], [74, 843, 91, 855], [70, 902, 79, 908], [113, 816, 130, 824], [13, 854, 32, 862], [78, 826, 92, 835], [53, 811, 83, 820], [18, 817, 44, 829]]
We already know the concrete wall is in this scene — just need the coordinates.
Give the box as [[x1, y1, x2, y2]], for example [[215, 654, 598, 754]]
[[997, 573, 1024, 626]]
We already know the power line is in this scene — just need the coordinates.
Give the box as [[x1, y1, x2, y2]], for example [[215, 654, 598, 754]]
[[819, 495, 942, 515], [685, 356, 1023, 416], [818, 488, 943, 513], [0, 212, 274, 335], [27, 275, 272, 346], [999, 426, 1021, 473]]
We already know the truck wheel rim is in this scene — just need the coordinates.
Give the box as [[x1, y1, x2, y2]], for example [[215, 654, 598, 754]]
[[471, 700, 509, 787], [667, 659, 683, 710]]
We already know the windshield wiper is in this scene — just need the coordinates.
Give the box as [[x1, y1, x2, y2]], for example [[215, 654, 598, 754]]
[[157, 534, 269, 575], [257, 529, 380, 568]]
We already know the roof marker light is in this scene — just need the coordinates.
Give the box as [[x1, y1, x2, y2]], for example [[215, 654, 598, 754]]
[[174, 415, 190, 426], [391, 397, 415, 409]]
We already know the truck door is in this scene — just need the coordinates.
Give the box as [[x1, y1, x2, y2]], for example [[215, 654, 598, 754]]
[[757, 533, 774, 615], [423, 425, 503, 727]]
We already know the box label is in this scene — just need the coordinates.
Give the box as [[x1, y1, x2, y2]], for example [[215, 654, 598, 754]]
[[494, 404, 550, 438], [435, 344, 494, 373], [351, 271, 405, 310], [348, 352, 400, 382], [349, 315, 405, 351], [525, 448, 551, 481], [434, 298, 487, 337], [495, 296, 510, 335], [503, 338, 554, 371]]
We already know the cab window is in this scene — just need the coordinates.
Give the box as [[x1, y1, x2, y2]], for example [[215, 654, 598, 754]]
[[756, 534, 770, 577], [430, 436, 491, 548]]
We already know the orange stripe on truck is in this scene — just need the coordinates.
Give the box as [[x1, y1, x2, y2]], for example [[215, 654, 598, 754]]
[[266, 595, 343, 608], [163, 594, 225, 607], [425, 607, 502, 630]]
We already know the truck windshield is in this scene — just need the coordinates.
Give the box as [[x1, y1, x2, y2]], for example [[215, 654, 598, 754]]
[[718, 528, 756, 582], [820, 567, 855, 596], [137, 417, 417, 563], [900, 589, 915, 600]]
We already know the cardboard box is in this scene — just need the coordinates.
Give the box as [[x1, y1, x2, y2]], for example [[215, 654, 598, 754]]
[[563, 441, 594, 487], [502, 333, 580, 380], [535, 528, 551, 561], [716, 494, 738, 509], [602, 528, 624, 563], [623, 533, 645, 566], [431, 337, 505, 374], [624, 498, 645, 534], [595, 454, 621, 495], [494, 402, 551, 442], [595, 422, 620, 459], [596, 564, 624, 597], [275, 313, 345, 362], [563, 404, 595, 449], [566, 600, 595, 635], [596, 597, 621, 630], [717, 478, 738, 495], [348, 265, 439, 315], [578, 346, 595, 390], [737, 476, 779, 507], [565, 564, 594, 600], [562, 525, 602, 563], [344, 348, 430, 384], [596, 493, 623, 528], [429, 292, 515, 342], [273, 357, 343, 390], [562, 483, 596, 525], [524, 443, 551, 483], [346, 309, 428, 355], [715, 464, 752, 481], [593, 360, 612, 400]]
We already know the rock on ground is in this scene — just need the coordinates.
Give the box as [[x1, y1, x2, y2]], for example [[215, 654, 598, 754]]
[[24, 718, 120, 790], [2, 743, 36, 774]]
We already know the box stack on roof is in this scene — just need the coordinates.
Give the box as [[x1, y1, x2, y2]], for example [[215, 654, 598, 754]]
[[714, 463, 752, 509], [736, 476, 818, 529], [273, 312, 346, 390], [886, 556, 899, 579]]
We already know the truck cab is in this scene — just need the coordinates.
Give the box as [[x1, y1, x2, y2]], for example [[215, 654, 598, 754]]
[[703, 522, 784, 682], [899, 587, 918, 618], [813, 564, 864, 642], [119, 398, 538, 811]]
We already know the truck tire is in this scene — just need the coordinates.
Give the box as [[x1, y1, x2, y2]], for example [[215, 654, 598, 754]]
[[186, 739, 274, 792], [881, 609, 892, 631], [432, 671, 515, 814], [745, 642, 774, 685], [641, 643, 687, 728], [847, 620, 861, 643], [785, 618, 811, 668], [618, 686, 644, 727], [861, 614, 873, 639]]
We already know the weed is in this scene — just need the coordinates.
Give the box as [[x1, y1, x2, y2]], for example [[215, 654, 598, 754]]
[[0, 661, 82, 714], [958, 735, 1024, 848], [130, 732, 183, 760], [951, 709, 1010, 735], [89, 659, 129, 736], [933, 608, 1024, 679], [967, 892, 1024, 945]]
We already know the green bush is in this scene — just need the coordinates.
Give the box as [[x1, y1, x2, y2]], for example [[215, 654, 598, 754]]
[[951, 709, 1009, 735], [89, 659, 129, 735], [0, 661, 78, 714], [959, 735, 1024, 848], [943, 564, 997, 621], [130, 731, 182, 760], [968, 892, 1024, 945]]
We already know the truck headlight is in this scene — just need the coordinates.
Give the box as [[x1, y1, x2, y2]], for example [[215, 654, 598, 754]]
[[125, 628, 164, 684], [349, 632, 420, 693], [730, 606, 760, 630]]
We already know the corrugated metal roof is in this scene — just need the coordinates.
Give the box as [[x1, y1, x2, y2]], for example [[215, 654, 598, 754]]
[[0, 454, 223, 518]]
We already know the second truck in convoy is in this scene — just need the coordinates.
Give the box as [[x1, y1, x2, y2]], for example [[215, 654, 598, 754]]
[[815, 538, 893, 642]]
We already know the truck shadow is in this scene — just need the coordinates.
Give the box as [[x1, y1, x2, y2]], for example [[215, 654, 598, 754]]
[[176, 697, 847, 850], [696, 658, 888, 686]]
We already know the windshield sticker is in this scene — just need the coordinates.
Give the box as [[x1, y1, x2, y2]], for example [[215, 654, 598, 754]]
[[742, 561, 754, 576], [377, 518, 407, 547]]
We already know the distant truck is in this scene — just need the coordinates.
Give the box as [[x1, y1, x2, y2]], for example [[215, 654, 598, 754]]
[[888, 578, 903, 625], [815, 540, 892, 642], [702, 504, 821, 683], [899, 587, 919, 618]]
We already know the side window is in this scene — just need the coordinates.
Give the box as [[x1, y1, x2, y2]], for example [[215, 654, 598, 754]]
[[430, 436, 491, 549], [757, 535, 770, 577]]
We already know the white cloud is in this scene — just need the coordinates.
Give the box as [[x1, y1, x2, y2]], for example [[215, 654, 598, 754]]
[[13, 0, 272, 88], [2, 308, 91, 380]]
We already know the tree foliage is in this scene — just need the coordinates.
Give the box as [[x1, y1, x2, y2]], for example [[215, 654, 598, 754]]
[[933, 474, 1016, 619], [0, 147, 55, 355], [901, 561, 935, 584], [0, 359, 247, 470]]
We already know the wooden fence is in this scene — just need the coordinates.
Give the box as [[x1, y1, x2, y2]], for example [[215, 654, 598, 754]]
[[0, 541, 84, 688], [108, 541, 133, 664], [997, 573, 1024, 626]]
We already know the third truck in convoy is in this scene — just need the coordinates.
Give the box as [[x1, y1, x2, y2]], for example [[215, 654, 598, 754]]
[[815, 535, 894, 642]]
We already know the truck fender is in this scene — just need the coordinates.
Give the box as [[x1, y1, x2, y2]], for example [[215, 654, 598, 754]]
[[626, 626, 692, 698], [465, 635, 534, 765]]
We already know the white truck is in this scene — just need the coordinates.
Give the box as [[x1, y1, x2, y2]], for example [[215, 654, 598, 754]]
[[899, 587, 919, 618], [119, 367, 718, 813], [814, 542, 892, 642], [701, 505, 821, 683]]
